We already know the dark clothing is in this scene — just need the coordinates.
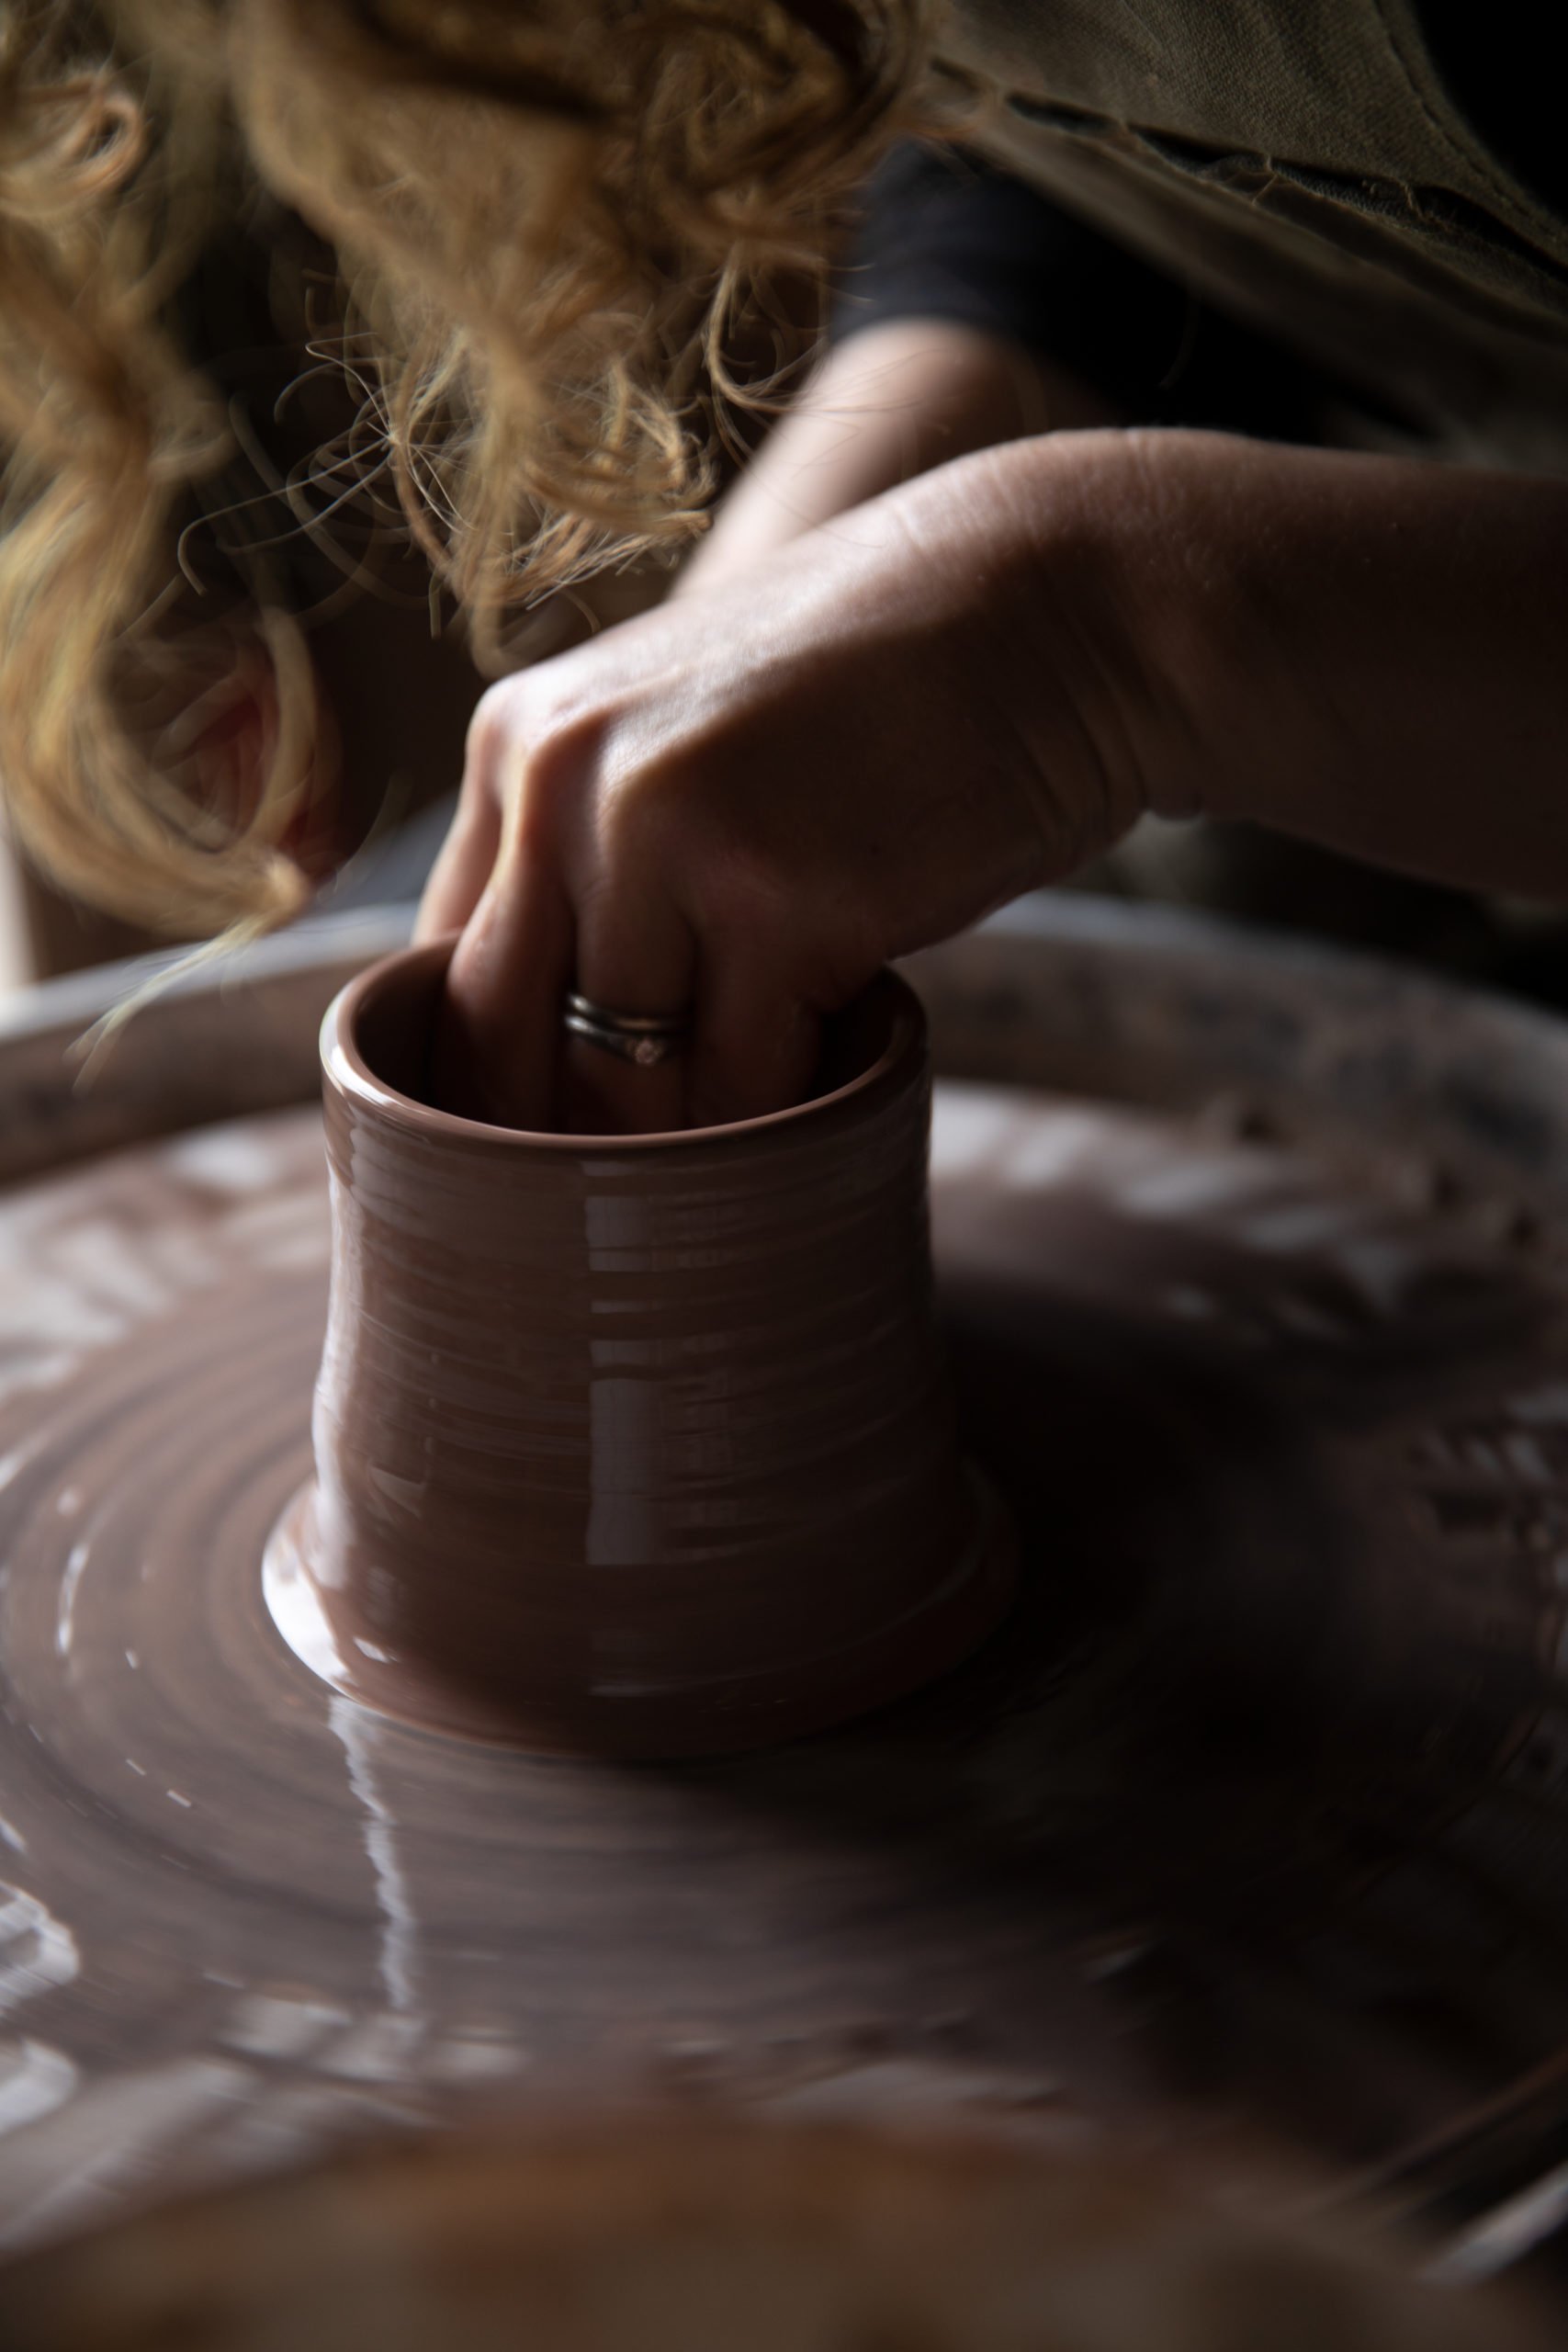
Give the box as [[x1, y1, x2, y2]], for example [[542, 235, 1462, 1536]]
[[836, 9, 1568, 449], [833, 143, 1379, 443], [1416, 0, 1566, 219]]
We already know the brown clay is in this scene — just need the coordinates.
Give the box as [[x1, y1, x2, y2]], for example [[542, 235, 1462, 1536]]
[[265, 943, 1014, 1756]]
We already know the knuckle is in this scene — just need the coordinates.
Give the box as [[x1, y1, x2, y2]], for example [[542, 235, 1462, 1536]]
[[462, 676, 519, 781], [593, 759, 660, 858], [520, 704, 608, 852], [592, 740, 692, 874]]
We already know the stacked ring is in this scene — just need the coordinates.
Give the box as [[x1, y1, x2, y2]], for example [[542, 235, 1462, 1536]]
[[563, 991, 693, 1069]]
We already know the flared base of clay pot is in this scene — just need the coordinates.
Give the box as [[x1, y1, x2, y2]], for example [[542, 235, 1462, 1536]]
[[262, 1467, 1016, 1759]]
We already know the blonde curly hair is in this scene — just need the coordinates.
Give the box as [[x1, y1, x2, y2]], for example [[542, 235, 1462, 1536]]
[[0, 0, 929, 940]]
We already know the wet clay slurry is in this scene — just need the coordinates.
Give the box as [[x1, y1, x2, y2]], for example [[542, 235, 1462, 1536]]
[[266, 945, 1013, 1755], [9, 1083, 1568, 2260]]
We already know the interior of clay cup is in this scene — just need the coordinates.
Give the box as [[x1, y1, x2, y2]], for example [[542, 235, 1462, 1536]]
[[347, 937, 450, 1105], [344, 940, 915, 1142]]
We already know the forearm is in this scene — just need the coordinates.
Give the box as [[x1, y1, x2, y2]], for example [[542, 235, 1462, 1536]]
[[677, 320, 1116, 598], [939, 429, 1568, 902]]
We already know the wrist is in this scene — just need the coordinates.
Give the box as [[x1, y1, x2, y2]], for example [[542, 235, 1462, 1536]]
[[949, 429, 1349, 844], [939, 434, 1196, 868]]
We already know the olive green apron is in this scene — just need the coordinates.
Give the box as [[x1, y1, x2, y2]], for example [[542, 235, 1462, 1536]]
[[940, 0, 1568, 469]]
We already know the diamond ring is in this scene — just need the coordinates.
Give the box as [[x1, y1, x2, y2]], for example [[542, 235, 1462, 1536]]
[[562, 991, 692, 1069]]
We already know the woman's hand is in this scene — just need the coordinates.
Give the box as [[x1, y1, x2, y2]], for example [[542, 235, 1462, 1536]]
[[419, 425, 1568, 1135], [416, 439, 1145, 1133]]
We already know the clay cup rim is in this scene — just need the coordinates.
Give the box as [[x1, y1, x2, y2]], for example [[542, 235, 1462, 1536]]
[[321, 939, 926, 1155]]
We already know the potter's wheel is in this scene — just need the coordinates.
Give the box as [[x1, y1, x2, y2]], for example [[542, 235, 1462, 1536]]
[[8, 899, 1568, 2297]]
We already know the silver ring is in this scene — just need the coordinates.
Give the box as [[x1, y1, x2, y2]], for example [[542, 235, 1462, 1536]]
[[563, 990, 692, 1070]]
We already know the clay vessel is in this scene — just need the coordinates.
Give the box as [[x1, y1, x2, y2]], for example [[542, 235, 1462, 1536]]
[[265, 940, 1013, 1756]]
